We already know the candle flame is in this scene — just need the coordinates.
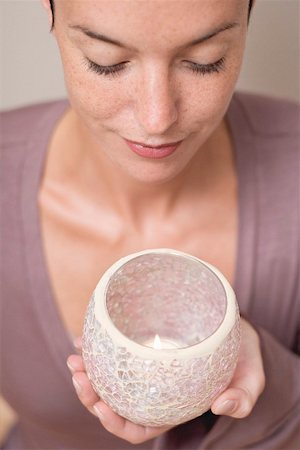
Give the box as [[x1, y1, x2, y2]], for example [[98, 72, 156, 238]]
[[153, 334, 162, 349]]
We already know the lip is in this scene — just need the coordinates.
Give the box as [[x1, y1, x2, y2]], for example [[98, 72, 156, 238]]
[[124, 139, 183, 159]]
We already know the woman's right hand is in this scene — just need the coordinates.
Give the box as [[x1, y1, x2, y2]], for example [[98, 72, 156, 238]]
[[67, 338, 171, 445]]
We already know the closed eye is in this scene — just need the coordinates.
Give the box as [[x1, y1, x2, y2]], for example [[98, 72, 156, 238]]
[[84, 56, 226, 78], [85, 58, 128, 76], [185, 57, 225, 75]]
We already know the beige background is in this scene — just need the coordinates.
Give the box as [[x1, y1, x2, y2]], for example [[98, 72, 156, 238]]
[[0, 0, 300, 111]]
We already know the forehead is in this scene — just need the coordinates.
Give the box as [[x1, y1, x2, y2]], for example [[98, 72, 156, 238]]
[[58, 0, 246, 46]]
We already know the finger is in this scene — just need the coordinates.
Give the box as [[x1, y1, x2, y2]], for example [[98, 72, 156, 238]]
[[212, 364, 265, 418], [67, 355, 170, 442], [211, 387, 254, 418], [71, 371, 100, 417], [93, 401, 170, 444], [66, 354, 85, 374], [211, 321, 265, 418], [73, 336, 83, 351]]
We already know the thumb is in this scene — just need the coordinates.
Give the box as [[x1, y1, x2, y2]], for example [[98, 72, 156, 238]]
[[211, 319, 265, 418]]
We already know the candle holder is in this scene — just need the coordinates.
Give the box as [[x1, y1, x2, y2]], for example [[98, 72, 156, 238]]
[[82, 249, 240, 427]]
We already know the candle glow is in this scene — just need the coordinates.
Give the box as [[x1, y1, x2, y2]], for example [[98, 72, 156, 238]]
[[144, 334, 182, 349], [153, 334, 162, 349]]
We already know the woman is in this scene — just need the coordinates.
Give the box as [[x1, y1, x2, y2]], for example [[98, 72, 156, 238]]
[[1, 0, 299, 449]]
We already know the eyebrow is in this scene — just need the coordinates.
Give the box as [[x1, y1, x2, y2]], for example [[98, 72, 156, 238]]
[[188, 22, 239, 46], [70, 22, 239, 50]]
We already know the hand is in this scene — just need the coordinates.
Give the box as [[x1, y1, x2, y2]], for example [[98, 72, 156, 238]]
[[211, 317, 265, 418], [67, 337, 171, 444], [67, 317, 265, 443]]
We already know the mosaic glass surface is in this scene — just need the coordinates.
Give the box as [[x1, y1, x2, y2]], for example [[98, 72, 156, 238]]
[[82, 253, 240, 426]]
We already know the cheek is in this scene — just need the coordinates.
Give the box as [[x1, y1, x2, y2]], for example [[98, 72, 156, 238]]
[[59, 47, 126, 125], [184, 53, 244, 131], [183, 79, 231, 133]]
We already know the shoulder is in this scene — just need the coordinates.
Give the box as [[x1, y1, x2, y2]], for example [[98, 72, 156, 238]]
[[232, 91, 300, 137], [0, 99, 69, 146]]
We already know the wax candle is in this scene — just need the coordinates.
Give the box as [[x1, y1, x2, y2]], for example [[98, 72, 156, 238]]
[[143, 334, 183, 349]]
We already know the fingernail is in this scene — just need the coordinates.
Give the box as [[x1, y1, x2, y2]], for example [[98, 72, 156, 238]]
[[214, 399, 237, 415], [73, 337, 81, 349], [72, 376, 82, 393], [67, 360, 74, 373], [93, 404, 105, 420]]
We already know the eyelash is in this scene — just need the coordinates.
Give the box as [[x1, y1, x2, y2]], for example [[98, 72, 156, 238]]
[[85, 59, 127, 77], [85, 56, 226, 78], [187, 57, 225, 75]]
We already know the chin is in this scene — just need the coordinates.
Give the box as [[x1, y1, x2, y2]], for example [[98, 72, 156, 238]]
[[117, 154, 196, 186]]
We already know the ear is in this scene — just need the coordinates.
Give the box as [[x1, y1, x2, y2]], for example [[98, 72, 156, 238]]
[[41, 0, 54, 30]]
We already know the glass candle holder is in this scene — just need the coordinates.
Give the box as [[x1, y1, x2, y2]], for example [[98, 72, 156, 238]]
[[82, 249, 240, 427]]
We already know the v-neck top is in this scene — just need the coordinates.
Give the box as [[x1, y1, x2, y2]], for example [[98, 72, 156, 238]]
[[1, 92, 299, 449]]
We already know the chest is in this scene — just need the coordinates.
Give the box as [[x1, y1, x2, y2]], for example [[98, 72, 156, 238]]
[[38, 190, 237, 340]]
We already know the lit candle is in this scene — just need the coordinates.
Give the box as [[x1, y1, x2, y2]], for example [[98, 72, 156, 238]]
[[143, 334, 182, 349]]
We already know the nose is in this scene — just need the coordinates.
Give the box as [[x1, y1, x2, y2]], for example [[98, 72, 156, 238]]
[[135, 64, 178, 136]]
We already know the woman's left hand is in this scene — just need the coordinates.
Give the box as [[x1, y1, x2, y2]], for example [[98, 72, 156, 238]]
[[211, 317, 265, 418]]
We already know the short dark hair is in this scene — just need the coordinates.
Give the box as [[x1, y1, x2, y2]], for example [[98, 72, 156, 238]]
[[49, 0, 254, 30]]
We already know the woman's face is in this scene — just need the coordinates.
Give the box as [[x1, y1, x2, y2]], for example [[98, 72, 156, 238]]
[[50, 0, 249, 184]]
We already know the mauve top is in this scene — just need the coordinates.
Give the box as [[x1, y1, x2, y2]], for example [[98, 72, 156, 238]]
[[0, 92, 300, 450]]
